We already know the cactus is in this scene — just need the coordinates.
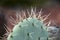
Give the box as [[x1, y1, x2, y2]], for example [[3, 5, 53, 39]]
[[7, 8, 49, 40]]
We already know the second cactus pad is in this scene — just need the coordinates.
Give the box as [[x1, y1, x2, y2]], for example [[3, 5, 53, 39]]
[[7, 17, 48, 40]]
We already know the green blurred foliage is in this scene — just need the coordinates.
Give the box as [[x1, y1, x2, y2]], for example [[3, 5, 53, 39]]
[[0, 0, 48, 7]]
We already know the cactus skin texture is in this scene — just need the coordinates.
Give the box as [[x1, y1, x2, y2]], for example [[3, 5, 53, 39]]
[[7, 17, 48, 40]]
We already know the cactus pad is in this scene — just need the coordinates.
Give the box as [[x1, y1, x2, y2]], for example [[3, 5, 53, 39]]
[[7, 17, 48, 40]]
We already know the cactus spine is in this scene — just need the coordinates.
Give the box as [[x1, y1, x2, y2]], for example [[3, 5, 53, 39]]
[[7, 8, 49, 40]]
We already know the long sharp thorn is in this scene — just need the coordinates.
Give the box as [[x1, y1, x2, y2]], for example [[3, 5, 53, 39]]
[[23, 11, 26, 18], [43, 13, 51, 21], [4, 24, 11, 32], [16, 12, 19, 22], [47, 20, 51, 26], [31, 8, 34, 17], [27, 9, 30, 17], [10, 16, 16, 24], [38, 8, 42, 19]]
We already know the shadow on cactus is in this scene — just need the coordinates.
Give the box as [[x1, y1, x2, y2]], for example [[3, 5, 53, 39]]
[[5, 8, 50, 40]]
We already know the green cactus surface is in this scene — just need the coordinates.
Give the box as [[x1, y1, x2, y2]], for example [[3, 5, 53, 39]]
[[7, 17, 48, 40]]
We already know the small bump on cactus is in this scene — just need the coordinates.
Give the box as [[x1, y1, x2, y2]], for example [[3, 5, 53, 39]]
[[5, 8, 50, 40]]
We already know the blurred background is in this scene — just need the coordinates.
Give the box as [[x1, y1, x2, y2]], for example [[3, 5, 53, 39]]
[[0, 0, 60, 40]]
